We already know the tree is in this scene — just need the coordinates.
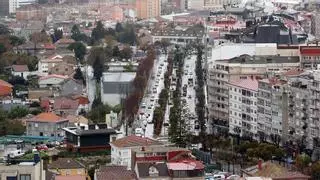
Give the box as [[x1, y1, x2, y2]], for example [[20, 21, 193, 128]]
[[73, 67, 86, 85], [0, 24, 10, 35], [311, 161, 320, 179], [0, 43, 6, 55], [52, 29, 63, 43], [7, 106, 29, 119], [296, 153, 311, 171], [120, 46, 132, 60], [71, 25, 81, 41], [30, 31, 49, 54], [160, 39, 170, 53], [133, 75, 147, 93], [9, 35, 25, 51], [115, 22, 123, 32], [91, 21, 105, 42], [67, 42, 86, 63], [112, 46, 120, 57], [88, 103, 111, 123], [92, 56, 104, 83]]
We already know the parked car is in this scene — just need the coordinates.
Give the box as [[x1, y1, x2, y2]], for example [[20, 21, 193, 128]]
[[36, 144, 48, 151]]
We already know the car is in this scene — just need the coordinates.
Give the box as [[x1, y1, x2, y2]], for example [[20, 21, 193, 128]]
[[189, 72, 193, 75], [36, 144, 48, 151], [184, 72, 188, 75], [160, 63, 164, 66], [213, 174, 225, 180], [150, 98, 154, 102], [186, 65, 190, 68], [226, 175, 240, 180], [135, 128, 143, 136], [157, 74, 160, 77], [148, 106, 152, 110], [188, 95, 192, 99]]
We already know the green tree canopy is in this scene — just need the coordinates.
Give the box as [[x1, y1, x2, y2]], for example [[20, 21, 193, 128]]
[[67, 42, 86, 63]]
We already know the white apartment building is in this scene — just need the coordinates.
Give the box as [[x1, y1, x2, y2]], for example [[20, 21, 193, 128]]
[[38, 55, 63, 75], [204, 0, 241, 10], [256, 78, 288, 144], [208, 55, 300, 135], [9, 0, 36, 14], [187, 0, 204, 10], [228, 78, 258, 140]]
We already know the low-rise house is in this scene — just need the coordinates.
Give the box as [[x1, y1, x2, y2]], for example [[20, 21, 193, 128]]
[[241, 161, 310, 179], [28, 88, 54, 101], [38, 55, 63, 75], [55, 38, 75, 49], [66, 115, 89, 126], [47, 158, 88, 178], [0, 154, 44, 180], [95, 165, 138, 180], [59, 78, 84, 96], [72, 95, 89, 113], [49, 62, 75, 76], [39, 74, 68, 88], [53, 97, 79, 116], [110, 135, 163, 170], [63, 124, 117, 153], [26, 112, 69, 138], [132, 146, 205, 179], [11, 65, 30, 79]]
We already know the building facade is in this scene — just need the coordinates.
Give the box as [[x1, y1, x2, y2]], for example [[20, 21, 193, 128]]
[[136, 0, 160, 19], [299, 45, 320, 69], [256, 78, 288, 143], [228, 78, 259, 139], [26, 112, 69, 138], [9, 0, 36, 14], [208, 55, 300, 135]]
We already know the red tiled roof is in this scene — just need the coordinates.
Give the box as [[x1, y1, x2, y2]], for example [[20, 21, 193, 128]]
[[39, 74, 68, 81], [27, 112, 67, 123], [12, 65, 29, 72], [55, 175, 86, 180], [72, 95, 89, 105], [300, 46, 320, 56], [56, 38, 75, 44], [44, 43, 56, 50], [53, 97, 79, 110], [95, 166, 138, 180], [167, 159, 204, 171], [229, 78, 259, 91], [111, 135, 162, 148], [283, 68, 304, 76], [0, 80, 13, 96]]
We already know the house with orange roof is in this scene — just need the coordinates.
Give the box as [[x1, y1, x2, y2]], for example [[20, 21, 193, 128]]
[[26, 112, 69, 138], [0, 79, 13, 98]]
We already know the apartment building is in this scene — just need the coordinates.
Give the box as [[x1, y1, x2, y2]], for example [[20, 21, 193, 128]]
[[299, 45, 320, 69], [136, 0, 160, 19], [207, 54, 300, 135], [285, 70, 320, 149], [228, 78, 259, 140], [256, 78, 288, 143], [204, 0, 241, 10]]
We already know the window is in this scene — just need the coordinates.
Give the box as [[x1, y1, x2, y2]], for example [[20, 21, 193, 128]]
[[20, 174, 31, 180]]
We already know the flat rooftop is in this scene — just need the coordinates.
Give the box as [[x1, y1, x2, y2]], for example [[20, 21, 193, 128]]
[[217, 54, 300, 64]]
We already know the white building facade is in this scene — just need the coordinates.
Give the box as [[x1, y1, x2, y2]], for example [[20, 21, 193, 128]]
[[228, 78, 259, 140]]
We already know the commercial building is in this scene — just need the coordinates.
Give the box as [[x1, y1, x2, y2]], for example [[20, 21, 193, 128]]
[[101, 72, 135, 106], [151, 25, 206, 45], [135, 0, 160, 19], [228, 78, 259, 139], [299, 45, 320, 69], [9, 0, 36, 14], [187, 0, 204, 10], [208, 54, 300, 135], [63, 123, 117, 152], [15, 4, 46, 21], [311, 12, 320, 40], [204, 0, 241, 10], [0, 0, 9, 16]]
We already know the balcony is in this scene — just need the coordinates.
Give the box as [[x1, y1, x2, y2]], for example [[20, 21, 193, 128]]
[[213, 68, 228, 74]]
